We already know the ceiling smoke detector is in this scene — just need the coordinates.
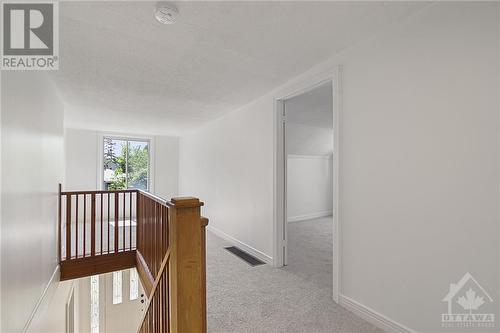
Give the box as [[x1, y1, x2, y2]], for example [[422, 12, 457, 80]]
[[154, 3, 179, 24]]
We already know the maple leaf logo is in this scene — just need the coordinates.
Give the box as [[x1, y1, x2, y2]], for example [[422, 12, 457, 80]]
[[457, 288, 485, 314]]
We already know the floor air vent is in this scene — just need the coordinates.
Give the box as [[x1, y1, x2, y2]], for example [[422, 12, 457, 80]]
[[224, 246, 265, 266]]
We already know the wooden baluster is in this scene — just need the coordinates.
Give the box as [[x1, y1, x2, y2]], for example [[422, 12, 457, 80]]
[[155, 203, 159, 274], [91, 194, 96, 257], [154, 291, 158, 333], [107, 193, 110, 254], [167, 265, 170, 333], [66, 194, 71, 260], [144, 197, 147, 267], [165, 207, 170, 249], [201, 216, 209, 333], [148, 200, 151, 273], [129, 192, 132, 250], [154, 202, 157, 274], [149, 199, 152, 273], [160, 205, 164, 262], [150, 303, 153, 333], [153, 201, 155, 273], [156, 202, 159, 274], [58, 184, 62, 263], [136, 193, 140, 252], [159, 283, 163, 333], [147, 200, 154, 274], [83, 194, 86, 257], [115, 192, 119, 253], [143, 197, 146, 265], [101, 193, 103, 255], [147, 199, 151, 271], [123, 192, 126, 251], [163, 268, 168, 333], [75, 194, 79, 258]]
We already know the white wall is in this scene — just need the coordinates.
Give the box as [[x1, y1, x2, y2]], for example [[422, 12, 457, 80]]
[[1, 71, 65, 332], [28, 280, 78, 333], [179, 97, 274, 262], [286, 123, 333, 156], [287, 155, 332, 222], [64, 129, 179, 198], [179, 3, 499, 332], [153, 135, 179, 200], [65, 128, 99, 191], [336, 4, 498, 331]]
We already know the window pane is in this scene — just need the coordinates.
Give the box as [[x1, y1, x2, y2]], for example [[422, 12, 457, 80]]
[[103, 138, 127, 190], [103, 137, 149, 191], [129, 268, 139, 300], [127, 140, 149, 190], [112, 271, 122, 304], [90, 275, 99, 333]]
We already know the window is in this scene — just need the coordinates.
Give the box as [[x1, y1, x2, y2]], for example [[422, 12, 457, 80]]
[[103, 137, 150, 190], [112, 271, 122, 304], [67, 288, 75, 333], [90, 276, 99, 333], [130, 268, 139, 300]]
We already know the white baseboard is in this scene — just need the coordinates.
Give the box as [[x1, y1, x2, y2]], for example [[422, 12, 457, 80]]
[[23, 265, 60, 333], [287, 211, 332, 223], [288, 154, 333, 160], [207, 225, 273, 265], [339, 295, 418, 333]]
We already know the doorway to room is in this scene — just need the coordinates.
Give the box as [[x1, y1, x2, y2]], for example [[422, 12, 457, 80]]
[[275, 72, 340, 301], [284, 81, 334, 289]]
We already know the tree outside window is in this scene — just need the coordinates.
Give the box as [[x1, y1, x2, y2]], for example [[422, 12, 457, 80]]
[[103, 137, 149, 190]]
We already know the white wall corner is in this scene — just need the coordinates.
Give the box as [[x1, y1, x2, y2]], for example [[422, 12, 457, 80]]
[[339, 295, 418, 333]]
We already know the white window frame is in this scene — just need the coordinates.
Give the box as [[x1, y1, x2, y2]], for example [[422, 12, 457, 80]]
[[112, 271, 122, 305], [129, 268, 139, 300], [97, 132, 155, 193], [90, 275, 100, 333]]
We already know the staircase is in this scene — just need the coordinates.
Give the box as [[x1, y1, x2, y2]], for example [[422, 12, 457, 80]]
[[58, 185, 208, 332]]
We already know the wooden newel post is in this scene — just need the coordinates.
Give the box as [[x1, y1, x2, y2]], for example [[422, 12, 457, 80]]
[[168, 197, 208, 333]]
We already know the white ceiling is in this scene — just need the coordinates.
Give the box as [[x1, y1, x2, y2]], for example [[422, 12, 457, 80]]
[[52, 1, 428, 135]]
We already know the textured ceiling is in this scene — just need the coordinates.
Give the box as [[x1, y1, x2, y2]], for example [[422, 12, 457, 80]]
[[51, 1, 428, 135]]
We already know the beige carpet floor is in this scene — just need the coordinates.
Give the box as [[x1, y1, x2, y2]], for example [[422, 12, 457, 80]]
[[206, 217, 384, 333]]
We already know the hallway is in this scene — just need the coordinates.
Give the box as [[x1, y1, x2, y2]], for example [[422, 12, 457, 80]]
[[206, 217, 383, 333]]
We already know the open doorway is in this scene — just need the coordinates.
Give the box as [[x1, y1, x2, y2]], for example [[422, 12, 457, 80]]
[[275, 70, 341, 302], [284, 81, 333, 279]]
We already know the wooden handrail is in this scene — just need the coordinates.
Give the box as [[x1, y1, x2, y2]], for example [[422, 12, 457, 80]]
[[136, 196, 208, 333], [137, 189, 169, 205], [59, 188, 139, 279], [57, 185, 208, 332], [61, 189, 138, 195]]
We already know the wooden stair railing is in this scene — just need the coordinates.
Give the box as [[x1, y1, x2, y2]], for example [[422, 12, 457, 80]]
[[136, 195, 208, 333], [58, 185, 208, 333], [59, 186, 139, 280]]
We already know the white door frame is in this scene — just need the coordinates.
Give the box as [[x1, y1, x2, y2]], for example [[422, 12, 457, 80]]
[[273, 66, 342, 303]]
